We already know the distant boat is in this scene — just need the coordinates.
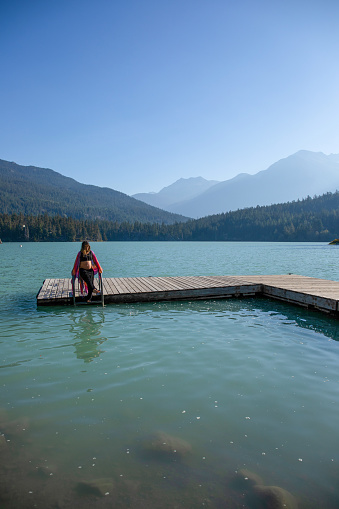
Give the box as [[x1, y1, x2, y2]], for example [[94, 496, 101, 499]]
[[329, 239, 339, 245]]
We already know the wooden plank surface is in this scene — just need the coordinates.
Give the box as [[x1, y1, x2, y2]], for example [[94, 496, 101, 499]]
[[36, 274, 339, 315], [237, 275, 339, 312]]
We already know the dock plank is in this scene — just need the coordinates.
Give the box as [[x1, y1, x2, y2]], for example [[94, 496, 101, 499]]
[[133, 277, 159, 293], [142, 277, 179, 292], [114, 277, 136, 294], [103, 278, 119, 295], [122, 277, 145, 294], [128, 277, 154, 294]]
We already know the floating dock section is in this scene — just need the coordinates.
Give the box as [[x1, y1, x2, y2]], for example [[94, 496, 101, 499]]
[[36, 274, 339, 315]]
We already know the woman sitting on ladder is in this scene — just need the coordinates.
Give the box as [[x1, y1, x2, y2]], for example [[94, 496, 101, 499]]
[[72, 241, 103, 303]]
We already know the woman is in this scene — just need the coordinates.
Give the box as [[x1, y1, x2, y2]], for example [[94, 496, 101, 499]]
[[72, 241, 103, 302]]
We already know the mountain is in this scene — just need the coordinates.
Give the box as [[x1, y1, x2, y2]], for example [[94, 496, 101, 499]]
[[134, 151, 339, 218], [0, 159, 187, 224], [132, 177, 220, 209]]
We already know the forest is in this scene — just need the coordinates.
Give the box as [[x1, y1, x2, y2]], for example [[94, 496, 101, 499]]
[[1, 192, 338, 243]]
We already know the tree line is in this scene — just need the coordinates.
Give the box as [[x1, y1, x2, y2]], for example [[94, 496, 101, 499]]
[[1, 192, 338, 243]]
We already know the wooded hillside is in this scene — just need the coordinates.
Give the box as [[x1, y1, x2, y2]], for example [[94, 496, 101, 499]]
[[1, 192, 338, 242], [0, 159, 186, 224]]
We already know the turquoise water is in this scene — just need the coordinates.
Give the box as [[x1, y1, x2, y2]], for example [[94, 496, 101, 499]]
[[1, 242, 339, 508]]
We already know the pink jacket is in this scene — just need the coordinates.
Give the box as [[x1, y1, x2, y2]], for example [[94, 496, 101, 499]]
[[72, 251, 102, 294]]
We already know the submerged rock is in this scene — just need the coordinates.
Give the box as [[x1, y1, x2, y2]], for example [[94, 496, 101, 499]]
[[231, 468, 298, 509], [234, 468, 264, 489], [76, 478, 115, 497], [253, 485, 298, 509], [142, 431, 192, 460]]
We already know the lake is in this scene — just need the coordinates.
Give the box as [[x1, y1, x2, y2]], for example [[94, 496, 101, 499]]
[[1, 242, 339, 508]]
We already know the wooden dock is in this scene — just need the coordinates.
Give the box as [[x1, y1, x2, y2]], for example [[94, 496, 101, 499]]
[[36, 275, 339, 315]]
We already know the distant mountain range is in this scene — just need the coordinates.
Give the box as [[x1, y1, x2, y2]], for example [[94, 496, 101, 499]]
[[132, 151, 339, 218], [2, 150, 339, 226], [0, 159, 187, 224]]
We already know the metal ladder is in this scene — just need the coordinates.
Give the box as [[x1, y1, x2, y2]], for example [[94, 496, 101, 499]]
[[71, 273, 104, 307]]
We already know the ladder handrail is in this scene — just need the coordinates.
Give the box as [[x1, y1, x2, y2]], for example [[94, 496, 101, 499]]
[[71, 275, 76, 307], [99, 272, 104, 307]]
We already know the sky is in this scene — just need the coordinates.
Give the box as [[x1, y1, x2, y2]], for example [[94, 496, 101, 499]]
[[1, 0, 339, 195]]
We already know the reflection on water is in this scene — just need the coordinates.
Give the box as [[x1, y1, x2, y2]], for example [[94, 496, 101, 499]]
[[68, 309, 107, 362], [251, 296, 339, 342]]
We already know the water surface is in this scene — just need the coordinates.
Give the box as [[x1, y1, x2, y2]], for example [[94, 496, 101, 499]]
[[1, 242, 339, 508]]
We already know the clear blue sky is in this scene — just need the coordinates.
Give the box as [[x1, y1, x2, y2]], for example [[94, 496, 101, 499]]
[[1, 0, 339, 195]]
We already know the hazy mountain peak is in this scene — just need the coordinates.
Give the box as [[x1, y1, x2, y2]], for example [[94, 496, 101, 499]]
[[134, 150, 339, 218], [228, 172, 250, 182], [132, 176, 220, 209]]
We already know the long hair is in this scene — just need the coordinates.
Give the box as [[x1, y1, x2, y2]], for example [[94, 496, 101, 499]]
[[81, 240, 90, 254]]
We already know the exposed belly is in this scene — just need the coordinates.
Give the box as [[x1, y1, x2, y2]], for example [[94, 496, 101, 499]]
[[80, 261, 92, 270]]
